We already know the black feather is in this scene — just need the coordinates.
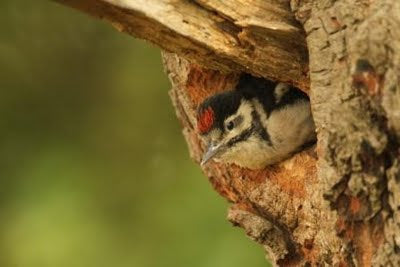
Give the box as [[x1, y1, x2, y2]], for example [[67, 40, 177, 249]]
[[197, 73, 309, 134]]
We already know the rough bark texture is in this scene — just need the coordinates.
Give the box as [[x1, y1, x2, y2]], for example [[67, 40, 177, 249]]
[[56, 0, 400, 265], [292, 1, 400, 265]]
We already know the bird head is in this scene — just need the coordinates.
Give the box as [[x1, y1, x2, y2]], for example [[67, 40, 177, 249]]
[[197, 90, 255, 166]]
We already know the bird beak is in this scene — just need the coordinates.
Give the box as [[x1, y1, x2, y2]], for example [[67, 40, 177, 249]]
[[201, 142, 225, 166]]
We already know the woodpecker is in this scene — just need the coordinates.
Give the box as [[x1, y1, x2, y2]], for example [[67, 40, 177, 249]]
[[197, 73, 316, 169]]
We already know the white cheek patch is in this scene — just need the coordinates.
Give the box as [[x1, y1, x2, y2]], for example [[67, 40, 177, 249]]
[[223, 100, 253, 141]]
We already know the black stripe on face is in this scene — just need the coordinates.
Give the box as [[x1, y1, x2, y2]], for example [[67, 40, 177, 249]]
[[225, 110, 273, 148], [226, 125, 254, 148], [250, 110, 273, 147]]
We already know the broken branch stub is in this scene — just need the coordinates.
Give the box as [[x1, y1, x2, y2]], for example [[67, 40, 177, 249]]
[[54, 0, 309, 90]]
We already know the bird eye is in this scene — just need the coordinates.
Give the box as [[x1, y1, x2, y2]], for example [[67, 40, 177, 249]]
[[226, 121, 234, 131]]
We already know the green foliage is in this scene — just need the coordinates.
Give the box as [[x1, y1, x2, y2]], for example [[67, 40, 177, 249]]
[[0, 1, 268, 266]]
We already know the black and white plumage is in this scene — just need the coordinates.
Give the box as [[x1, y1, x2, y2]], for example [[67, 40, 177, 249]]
[[197, 73, 316, 169]]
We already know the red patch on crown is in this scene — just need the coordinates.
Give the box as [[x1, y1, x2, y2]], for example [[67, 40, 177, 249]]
[[197, 107, 214, 134]]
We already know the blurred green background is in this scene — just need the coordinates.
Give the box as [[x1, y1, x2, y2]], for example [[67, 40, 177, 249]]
[[0, 1, 268, 267]]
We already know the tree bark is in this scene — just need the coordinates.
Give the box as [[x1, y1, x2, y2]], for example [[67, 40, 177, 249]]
[[54, 0, 309, 89], [55, 0, 400, 265]]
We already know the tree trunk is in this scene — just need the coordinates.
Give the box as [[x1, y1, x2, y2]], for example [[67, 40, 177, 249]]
[[55, 0, 400, 265]]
